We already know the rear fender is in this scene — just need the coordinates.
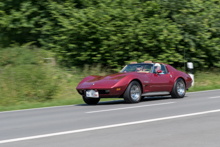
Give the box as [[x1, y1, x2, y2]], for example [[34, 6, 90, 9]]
[[173, 76, 187, 90]]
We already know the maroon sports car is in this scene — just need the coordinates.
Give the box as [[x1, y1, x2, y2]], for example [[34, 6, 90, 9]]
[[76, 61, 192, 105]]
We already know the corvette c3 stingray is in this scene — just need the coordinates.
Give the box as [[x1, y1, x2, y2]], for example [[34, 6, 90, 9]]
[[76, 61, 192, 105]]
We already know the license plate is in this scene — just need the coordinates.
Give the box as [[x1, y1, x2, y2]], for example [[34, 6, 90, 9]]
[[86, 90, 99, 98]]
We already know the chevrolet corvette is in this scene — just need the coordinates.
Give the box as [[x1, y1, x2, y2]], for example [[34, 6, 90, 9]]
[[76, 61, 192, 105]]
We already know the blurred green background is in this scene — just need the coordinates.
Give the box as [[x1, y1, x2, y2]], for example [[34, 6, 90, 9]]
[[0, 0, 220, 111]]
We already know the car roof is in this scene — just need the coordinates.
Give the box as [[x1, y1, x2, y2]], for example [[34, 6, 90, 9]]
[[129, 62, 166, 65]]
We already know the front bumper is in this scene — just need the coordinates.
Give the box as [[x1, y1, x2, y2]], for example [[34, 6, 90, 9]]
[[77, 87, 126, 98]]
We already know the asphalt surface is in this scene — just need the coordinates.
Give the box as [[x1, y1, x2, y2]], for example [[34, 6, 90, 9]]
[[0, 89, 220, 147]]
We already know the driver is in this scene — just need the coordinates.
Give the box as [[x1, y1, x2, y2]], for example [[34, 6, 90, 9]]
[[136, 65, 142, 72], [154, 63, 161, 73]]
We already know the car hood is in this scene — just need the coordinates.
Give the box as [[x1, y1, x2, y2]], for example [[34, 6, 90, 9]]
[[89, 73, 128, 82], [77, 73, 130, 89]]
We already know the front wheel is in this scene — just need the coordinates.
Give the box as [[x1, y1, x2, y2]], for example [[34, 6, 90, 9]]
[[123, 81, 142, 103], [171, 78, 186, 98], [83, 96, 100, 105]]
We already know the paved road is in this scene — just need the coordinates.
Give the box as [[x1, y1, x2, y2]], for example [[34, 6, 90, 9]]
[[0, 89, 220, 147]]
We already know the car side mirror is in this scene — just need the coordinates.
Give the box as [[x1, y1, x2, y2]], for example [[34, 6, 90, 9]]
[[157, 70, 162, 74]]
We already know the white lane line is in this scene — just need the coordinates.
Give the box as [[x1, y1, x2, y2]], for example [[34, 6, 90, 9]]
[[86, 102, 175, 113], [1, 109, 220, 144], [209, 96, 220, 99]]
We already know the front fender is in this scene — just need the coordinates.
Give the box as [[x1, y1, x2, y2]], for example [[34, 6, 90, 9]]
[[112, 74, 144, 93]]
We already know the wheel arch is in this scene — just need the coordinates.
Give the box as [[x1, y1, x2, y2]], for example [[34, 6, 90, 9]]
[[131, 79, 143, 93], [171, 77, 186, 98], [119, 78, 143, 98], [174, 77, 186, 88]]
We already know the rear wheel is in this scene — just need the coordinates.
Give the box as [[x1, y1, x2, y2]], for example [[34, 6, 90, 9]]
[[171, 78, 186, 98], [123, 81, 142, 103], [83, 96, 100, 105]]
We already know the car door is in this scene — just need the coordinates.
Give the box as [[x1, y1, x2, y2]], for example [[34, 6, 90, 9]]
[[149, 64, 173, 92]]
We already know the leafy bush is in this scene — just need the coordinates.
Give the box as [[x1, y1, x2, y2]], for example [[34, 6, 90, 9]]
[[0, 0, 220, 69], [158, 0, 220, 68]]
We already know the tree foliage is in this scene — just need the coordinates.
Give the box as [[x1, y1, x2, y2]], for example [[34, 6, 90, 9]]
[[0, 0, 220, 69]]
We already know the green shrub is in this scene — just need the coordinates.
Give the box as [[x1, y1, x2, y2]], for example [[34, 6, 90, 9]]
[[0, 0, 220, 69]]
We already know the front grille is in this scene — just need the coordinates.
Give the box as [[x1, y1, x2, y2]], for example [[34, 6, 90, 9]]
[[98, 90, 110, 94]]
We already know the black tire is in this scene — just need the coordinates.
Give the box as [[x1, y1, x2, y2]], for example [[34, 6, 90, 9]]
[[123, 81, 142, 103], [83, 96, 100, 105], [171, 78, 186, 98]]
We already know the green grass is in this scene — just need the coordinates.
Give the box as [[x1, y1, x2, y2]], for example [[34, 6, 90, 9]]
[[188, 72, 220, 92], [0, 47, 219, 112]]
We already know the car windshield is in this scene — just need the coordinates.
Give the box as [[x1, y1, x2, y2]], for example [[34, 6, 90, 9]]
[[120, 64, 153, 73]]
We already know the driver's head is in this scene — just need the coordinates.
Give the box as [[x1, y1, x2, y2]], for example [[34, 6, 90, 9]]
[[136, 65, 142, 72], [155, 63, 161, 72], [136, 67, 141, 71]]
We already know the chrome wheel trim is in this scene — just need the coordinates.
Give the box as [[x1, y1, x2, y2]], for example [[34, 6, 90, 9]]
[[130, 85, 140, 101], [177, 81, 185, 96]]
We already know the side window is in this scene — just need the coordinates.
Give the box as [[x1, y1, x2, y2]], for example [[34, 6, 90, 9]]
[[161, 64, 168, 74]]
